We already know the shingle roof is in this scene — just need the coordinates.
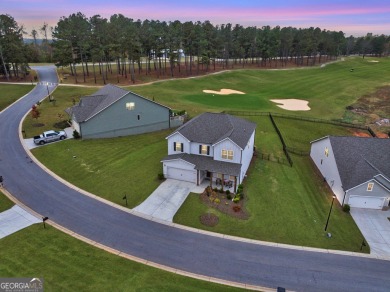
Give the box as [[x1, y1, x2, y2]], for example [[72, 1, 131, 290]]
[[162, 153, 242, 176], [172, 113, 256, 149], [328, 136, 390, 190], [65, 84, 171, 123]]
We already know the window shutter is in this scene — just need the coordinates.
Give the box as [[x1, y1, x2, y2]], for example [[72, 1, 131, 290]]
[[207, 146, 210, 155], [174, 142, 176, 151], [181, 143, 184, 152], [199, 145, 202, 154]]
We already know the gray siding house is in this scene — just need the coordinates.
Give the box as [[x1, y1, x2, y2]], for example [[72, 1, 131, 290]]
[[162, 113, 256, 192], [65, 84, 183, 139], [310, 136, 390, 209]]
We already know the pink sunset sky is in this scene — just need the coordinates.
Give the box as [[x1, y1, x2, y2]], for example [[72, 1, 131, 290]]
[[1, 0, 389, 37]]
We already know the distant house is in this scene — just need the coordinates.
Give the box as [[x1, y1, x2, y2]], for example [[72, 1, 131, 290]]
[[65, 84, 183, 139], [161, 113, 256, 192], [310, 136, 390, 209]]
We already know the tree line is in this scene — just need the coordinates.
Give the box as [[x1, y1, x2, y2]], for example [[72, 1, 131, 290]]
[[1, 12, 389, 82]]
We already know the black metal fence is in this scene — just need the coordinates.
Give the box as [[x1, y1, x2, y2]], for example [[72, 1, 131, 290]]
[[269, 114, 294, 167]]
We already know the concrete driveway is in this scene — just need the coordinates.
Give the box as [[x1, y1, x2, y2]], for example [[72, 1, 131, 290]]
[[133, 179, 204, 222], [350, 208, 390, 258]]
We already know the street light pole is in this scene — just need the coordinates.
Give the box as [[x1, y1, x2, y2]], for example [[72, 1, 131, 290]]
[[324, 195, 336, 231]]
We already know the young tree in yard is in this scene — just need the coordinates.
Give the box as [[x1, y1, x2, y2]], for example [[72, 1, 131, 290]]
[[31, 105, 40, 120]]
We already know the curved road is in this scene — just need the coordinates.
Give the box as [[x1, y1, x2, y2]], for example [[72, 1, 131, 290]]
[[1, 66, 390, 292]]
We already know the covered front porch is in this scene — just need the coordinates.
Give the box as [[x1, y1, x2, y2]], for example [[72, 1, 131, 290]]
[[197, 170, 238, 193]]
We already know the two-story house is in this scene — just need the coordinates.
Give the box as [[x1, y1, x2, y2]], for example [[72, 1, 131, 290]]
[[161, 112, 256, 192], [310, 136, 390, 209]]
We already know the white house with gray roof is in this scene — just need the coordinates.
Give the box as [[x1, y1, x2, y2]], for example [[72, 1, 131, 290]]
[[310, 136, 390, 209], [161, 113, 256, 192], [65, 84, 183, 139]]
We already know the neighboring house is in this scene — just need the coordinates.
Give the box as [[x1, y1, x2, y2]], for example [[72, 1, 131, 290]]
[[310, 136, 390, 209], [65, 84, 183, 139], [161, 112, 256, 192]]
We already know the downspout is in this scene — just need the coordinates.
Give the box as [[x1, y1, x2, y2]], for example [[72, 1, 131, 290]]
[[169, 110, 171, 129], [341, 189, 346, 206]]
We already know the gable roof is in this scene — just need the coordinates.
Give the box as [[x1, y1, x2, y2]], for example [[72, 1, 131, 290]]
[[65, 84, 170, 123], [328, 136, 390, 190], [170, 113, 256, 149]]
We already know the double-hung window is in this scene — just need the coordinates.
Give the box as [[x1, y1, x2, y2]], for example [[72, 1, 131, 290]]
[[199, 145, 210, 155], [174, 142, 184, 152], [222, 149, 233, 160]]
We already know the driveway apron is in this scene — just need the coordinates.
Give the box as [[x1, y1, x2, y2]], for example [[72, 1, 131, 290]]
[[350, 208, 390, 257]]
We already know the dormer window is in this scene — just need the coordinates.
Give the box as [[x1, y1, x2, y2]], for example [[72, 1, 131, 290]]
[[222, 149, 233, 160], [126, 102, 135, 110]]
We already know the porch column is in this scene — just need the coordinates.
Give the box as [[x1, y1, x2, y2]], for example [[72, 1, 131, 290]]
[[221, 174, 224, 191], [197, 170, 199, 186], [234, 176, 237, 193], [210, 172, 213, 188]]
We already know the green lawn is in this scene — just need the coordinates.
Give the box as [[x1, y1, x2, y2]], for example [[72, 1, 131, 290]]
[[0, 217, 242, 291], [23, 86, 98, 138], [129, 57, 390, 120], [0, 191, 14, 212], [174, 156, 367, 252], [0, 84, 34, 111], [31, 129, 170, 208]]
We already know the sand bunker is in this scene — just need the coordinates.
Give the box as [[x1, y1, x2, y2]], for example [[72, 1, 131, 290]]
[[203, 89, 245, 95], [271, 99, 311, 111]]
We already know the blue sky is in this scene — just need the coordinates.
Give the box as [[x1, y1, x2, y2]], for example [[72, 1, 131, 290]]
[[1, 0, 389, 37]]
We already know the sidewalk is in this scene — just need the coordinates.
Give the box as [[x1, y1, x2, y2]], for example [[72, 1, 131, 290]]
[[0, 205, 41, 239]]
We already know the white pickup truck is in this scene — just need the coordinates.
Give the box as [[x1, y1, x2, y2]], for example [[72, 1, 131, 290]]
[[33, 130, 67, 145]]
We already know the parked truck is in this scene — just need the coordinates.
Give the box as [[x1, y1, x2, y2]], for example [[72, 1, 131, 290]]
[[33, 130, 67, 145]]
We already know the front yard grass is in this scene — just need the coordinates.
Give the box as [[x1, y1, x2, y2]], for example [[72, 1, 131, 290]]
[[31, 129, 170, 208], [174, 156, 367, 252], [0, 84, 34, 111], [0, 191, 14, 212], [0, 210, 243, 291]]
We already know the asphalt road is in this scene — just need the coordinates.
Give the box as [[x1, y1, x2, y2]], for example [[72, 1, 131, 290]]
[[1, 66, 390, 292]]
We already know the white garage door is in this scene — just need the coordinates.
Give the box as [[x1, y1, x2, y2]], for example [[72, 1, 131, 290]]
[[348, 196, 385, 209], [167, 167, 196, 183]]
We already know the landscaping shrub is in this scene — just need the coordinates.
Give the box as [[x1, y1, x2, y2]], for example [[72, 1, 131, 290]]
[[232, 206, 241, 212], [233, 196, 240, 203], [226, 193, 232, 200], [237, 184, 243, 193], [157, 173, 165, 180], [225, 190, 230, 195], [73, 130, 80, 139], [343, 204, 351, 213], [214, 198, 220, 204], [213, 187, 218, 192], [218, 188, 224, 193]]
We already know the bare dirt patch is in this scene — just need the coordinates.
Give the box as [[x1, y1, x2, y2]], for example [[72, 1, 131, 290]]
[[352, 131, 372, 137], [346, 85, 390, 136], [368, 60, 379, 63], [203, 89, 245, 95], [270, 99, 311, 111]]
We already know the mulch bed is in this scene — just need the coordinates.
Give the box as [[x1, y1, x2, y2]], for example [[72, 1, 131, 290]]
[[199, 213, 219, 227], [199, 187, 250, 220]]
